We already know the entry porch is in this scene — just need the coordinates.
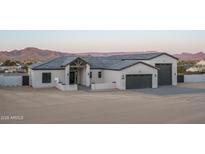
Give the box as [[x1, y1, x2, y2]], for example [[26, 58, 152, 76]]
[[56, 57, 90, 91]]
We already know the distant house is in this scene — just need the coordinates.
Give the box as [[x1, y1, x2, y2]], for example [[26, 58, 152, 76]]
[[0, 65, 25, 73], [186, 60, 205, 72], [0, 66, 17, 73], [29, 52, 178, 91]]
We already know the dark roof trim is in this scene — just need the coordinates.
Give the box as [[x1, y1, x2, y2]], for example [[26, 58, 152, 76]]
[[90, 68, 105, 70], [30, 57, 61, 70], [122, 53, 178, 60], [32, 62, 158, 71], [120, 62, 159, 70], [62, 57, 90, 67], [91, 62, 159, 71], [154, 53, 178, 60], [32, 68, 65, 70]]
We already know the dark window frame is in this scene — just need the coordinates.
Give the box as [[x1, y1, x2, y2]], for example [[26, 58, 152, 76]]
[[42, 72, 51, 83], [90, 72, 92, 78], [98, 71, 102, 78]]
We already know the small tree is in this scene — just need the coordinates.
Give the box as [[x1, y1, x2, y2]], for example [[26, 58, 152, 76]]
[[3, 60, 17, 66]]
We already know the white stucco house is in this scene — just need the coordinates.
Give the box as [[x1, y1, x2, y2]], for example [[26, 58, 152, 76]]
[[29, 52, 178, 91]]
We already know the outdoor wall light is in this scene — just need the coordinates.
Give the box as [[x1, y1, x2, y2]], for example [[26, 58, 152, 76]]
[[154, 74, 157, 77], [121, 75, 124, 79]]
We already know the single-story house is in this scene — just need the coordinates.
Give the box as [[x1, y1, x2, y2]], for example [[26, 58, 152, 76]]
[[29, 52, 178, 90]]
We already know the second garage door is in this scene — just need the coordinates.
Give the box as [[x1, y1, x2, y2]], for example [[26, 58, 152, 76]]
[[126, 74, 152, 89], [155, 64, 172, 86]]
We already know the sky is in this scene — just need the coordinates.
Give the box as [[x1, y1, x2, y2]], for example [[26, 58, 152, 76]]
[[0, 30, 205, 54]]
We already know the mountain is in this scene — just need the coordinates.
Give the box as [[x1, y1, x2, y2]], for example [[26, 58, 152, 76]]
[[0, 48, 158, 62], [1, 47, 204, 62], [0, 47, 72, 62], [174, 52, 205, 61]]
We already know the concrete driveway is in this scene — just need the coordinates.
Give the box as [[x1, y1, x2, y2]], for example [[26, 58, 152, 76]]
[[1, 83, 205, 124]]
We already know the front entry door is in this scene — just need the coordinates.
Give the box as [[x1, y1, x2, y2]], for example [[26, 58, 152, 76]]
[[70, 72, 75, 84]]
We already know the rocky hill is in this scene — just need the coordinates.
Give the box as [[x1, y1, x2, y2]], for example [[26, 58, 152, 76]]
[[1, 47, 205, 62], [174, 52, 205, 61], [0, 47, 72, 62]]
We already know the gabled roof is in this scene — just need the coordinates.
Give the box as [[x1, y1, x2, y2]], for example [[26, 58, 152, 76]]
[[107, 52, 178, 60], [83, 57, 121, 69], [31, 56, 89, 70], [30, 52, 178, 70]]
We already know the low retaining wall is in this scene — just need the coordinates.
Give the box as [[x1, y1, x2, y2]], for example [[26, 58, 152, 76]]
[[56, 83, 78, 91], [184, 74, 205, 83], [0, 75, 22, 86], [91, 82, 116, 90]]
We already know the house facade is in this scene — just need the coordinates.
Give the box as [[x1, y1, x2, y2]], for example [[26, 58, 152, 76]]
[[29, 52, 178, 91]]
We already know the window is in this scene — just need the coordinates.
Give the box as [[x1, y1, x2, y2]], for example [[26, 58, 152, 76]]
[[90, 72, 92, 78], [42, 72, 51, 83], [98, 71, 102, 78]]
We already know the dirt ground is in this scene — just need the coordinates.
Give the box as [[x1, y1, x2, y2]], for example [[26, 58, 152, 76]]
[[1, 83, 205, 124]]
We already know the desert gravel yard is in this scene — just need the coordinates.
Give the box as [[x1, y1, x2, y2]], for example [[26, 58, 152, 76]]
[[1, 83, 205, 124]]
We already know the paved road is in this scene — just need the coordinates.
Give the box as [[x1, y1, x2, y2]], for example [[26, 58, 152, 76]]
[[1, 83, 205, 124]]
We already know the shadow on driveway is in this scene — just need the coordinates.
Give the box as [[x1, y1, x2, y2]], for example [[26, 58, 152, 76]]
[[129, 86, 205, 96]]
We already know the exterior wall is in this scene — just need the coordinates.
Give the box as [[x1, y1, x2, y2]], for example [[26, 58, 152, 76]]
[[90, 69, 104, 83], [28, 68, 32, 85], [65, 65, 70, 85], [103, 70, 121, 89], [142, 54, 178, 86], [56, 83, 78, 91], [91, 82, 116, 90], [70, 64, 90, 86], [79, 67, 87, 86], [184, 74, 205, 83], [85, 64, 90, 87], [76, 69, 80, 84], [0, 75, 3, 85], [31, 69, 65, 88], [0, 75, 22, 86]]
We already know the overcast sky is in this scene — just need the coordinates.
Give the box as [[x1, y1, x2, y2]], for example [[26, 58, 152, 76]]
[[0, 30, 205, 54]]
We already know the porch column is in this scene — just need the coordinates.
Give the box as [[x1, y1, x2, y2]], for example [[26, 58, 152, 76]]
[[65, 65, 70, 85], [85, 64, 90, 87]]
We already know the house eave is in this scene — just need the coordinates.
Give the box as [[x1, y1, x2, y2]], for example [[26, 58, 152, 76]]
[[90, 62, 159, 71], [32, 68, 65, 70]]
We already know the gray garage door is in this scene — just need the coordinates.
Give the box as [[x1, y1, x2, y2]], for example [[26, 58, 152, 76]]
[[126, 74, 152, 89], [155, 64, 172, 86]]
